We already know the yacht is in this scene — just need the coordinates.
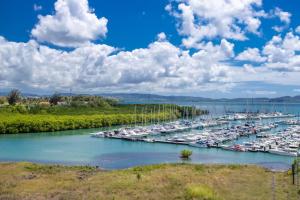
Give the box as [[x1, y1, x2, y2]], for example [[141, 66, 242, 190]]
[[268, 148, 298, 157], [90, 132, 104, 138]]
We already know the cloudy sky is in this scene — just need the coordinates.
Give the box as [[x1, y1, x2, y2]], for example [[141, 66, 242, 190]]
[[1, 0, 300, 98]]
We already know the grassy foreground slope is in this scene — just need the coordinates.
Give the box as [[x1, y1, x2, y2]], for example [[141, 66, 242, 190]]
[[0, 163, 298, 200]]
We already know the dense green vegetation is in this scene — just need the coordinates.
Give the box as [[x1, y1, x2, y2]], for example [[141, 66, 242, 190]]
[[0, 111, 175, 134], [0, 103, 204, 134], [0, 162, 298, 200], [0, 91, 207, 134]]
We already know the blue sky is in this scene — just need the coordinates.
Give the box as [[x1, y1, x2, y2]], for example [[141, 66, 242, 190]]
[[0, 0, 179, 49], [1, 0, 300, 98], [1, 0, 299, 51]]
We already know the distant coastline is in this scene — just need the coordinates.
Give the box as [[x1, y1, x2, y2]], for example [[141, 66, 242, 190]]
[[100, 93, 300, 104], [2, 92, 300, 103]]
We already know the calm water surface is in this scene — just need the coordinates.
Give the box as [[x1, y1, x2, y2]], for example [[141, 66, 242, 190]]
[[0, 102, 299, 170]]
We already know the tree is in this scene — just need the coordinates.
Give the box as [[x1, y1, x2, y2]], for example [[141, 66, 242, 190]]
[[7, 89, 22, 105], [49, 93, 62, 105]]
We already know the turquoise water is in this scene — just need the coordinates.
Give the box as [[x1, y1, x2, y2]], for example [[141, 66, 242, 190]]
[[0, 130, 294, 170], [0, 102, 299, 170]]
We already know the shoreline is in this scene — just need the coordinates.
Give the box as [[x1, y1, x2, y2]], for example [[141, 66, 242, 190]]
[[0, 159, 291, 172]]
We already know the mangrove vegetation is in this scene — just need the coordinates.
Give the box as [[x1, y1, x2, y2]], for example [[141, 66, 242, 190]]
[[0, 90, 208, 134]]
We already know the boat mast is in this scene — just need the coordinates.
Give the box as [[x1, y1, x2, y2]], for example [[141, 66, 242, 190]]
[[158, 104, 160, 124], [134, 105, 137, 127]]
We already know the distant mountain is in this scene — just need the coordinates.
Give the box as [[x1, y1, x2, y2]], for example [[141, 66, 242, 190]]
[[99, 93, 300, 104], [99, 93, 211, 103], [269, 96, 300, 102], [2, 91, 300, 103]]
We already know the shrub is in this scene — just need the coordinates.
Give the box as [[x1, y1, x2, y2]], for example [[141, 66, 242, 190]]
[[194, 165, 205, 172], [185, 185, 219, 200], [181, 149, 193, 159], [227, 164, 243, 170], [14, 105, 28, 114], [0, 97, 6, 104]]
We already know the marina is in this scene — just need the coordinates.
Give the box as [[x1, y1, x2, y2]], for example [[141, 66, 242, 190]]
[[90, 112, 300, 157], [3, 1, 300, 198], [0, 103, 300, 170]]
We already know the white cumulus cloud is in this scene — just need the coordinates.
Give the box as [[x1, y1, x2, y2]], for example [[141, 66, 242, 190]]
[[1, 0, 300, 96], [31, 0, 108, 48], [262, 32, 300, 71], [157, 32, 167, 41], [167, 0, 265, 48], [273, 7, 291, 24], [0, 36, 235, 94], [236, 48, 266, 63], [271, 7, 291, 32]]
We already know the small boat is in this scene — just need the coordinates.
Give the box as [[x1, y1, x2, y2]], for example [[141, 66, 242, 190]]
[[143, 138, 154, 143], [256, 132, 269, 138], [268, 149, 298, 157], [220, 144, 233, 151], [233, 144, 247, 152], [90, 132, 104, 138], [189, 141, 207, 148]]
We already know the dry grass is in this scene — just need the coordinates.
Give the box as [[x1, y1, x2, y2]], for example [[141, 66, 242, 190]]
[[0, 162, 298, 200]]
